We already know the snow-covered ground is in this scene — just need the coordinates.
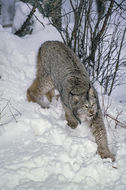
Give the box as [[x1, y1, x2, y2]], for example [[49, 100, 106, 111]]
[[0, 3, 126, 190]]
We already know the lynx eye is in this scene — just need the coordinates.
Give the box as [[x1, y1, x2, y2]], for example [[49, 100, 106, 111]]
[[85, 104, 88, 108], [91, 103, 95, 107]]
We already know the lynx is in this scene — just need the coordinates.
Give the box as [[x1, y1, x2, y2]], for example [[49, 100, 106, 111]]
[[27, 41, 115, 161]]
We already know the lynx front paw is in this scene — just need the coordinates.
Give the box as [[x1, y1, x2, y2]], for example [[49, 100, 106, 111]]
[[67, 120, 78, 129], [98, 148, 115, 162]]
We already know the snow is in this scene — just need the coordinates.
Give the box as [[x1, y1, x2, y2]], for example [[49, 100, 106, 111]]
[[12, 1, 32, 33], [0, 3, 126, 190], [0, 0, 15, 26]]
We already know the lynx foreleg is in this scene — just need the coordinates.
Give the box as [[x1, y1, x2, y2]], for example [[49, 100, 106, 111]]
[[91, 111, 115, 161], [46, 89, 59, 102], [62, 103, 78, 129]]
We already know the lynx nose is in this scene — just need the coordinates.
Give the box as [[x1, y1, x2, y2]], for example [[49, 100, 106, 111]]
[[89, 109, 94, 115]]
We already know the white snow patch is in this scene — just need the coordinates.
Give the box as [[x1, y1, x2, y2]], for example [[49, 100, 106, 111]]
[[0, 18, 126, 190]]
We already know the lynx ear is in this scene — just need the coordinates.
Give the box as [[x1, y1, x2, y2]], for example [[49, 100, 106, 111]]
[[88, 87, 100, 110], [88, 88, 95, 97]]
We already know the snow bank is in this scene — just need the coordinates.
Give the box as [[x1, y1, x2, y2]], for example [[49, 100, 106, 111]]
[[0, 21, 126, 190]]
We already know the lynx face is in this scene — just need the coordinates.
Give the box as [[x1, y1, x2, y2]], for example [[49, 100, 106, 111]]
[[77, 99, 98, 122], [69, 88, 98, 122]]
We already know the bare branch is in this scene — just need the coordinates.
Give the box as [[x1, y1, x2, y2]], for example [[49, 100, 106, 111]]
[[26, 3, 45, 27], [106, 113, 126, 129], [89, 0, 114, 63], [15, 5, 36, 36], [108, 27, 126, 95]]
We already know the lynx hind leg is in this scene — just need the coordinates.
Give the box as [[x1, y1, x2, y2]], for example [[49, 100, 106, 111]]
[[27, 78, 40, 103], [27, 78, 54, 108], [46, 89, 60, 102], [91, 111, 115, 161]]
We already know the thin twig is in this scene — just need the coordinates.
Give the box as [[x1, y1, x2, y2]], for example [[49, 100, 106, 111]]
[[15, 5, 36, 36], [1, 99, 10, 113], [26, 3, 45, 27], [108, 27, 126, 95], [0, 98, 21, 125], [9, 103, 22, 116], [105, 113, 126, 129], [8, 104, 18, 123]]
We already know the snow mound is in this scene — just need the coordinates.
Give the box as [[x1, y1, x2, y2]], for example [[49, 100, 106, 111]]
[[0, 24, 126, 190]]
